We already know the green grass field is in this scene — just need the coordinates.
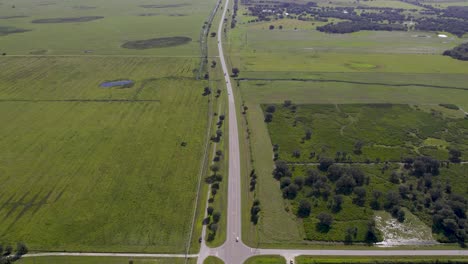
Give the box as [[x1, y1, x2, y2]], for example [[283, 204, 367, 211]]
[[204, 256, 224, 264], [295, 256, 468, 264], [244, 255, 286, 264], [0, 0, 216, 55], [0, 57, 209, 252], [263, 104, 468, 163], [17, 256, 196, 264]]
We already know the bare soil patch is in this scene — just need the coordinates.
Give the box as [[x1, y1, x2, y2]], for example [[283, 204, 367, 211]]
[[140, 4, 189, 8], [31, 16, 103, 23], [122, 36, 191, 49]]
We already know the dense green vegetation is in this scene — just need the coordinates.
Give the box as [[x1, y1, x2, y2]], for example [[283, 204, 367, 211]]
[[444, 42, 468, 61], [264, 104, 467, 163], [0, 57, 209, 252]]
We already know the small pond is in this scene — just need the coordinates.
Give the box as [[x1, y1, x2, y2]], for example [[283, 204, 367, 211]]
[[100, 80, 134, 88]]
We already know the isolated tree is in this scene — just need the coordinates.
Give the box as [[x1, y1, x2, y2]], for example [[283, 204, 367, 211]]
[[292, 149, 301, 158], [210, 32, 217, 37], [232, 67, 240, 76], [283, 100, 292, 107], [203, 87, 211, 96], [269, 25, 275, 30], [397, 208, 406, 222], [211, 60, 217, 68], [297, 199, 311, 218], [279, 25, 283, 30]]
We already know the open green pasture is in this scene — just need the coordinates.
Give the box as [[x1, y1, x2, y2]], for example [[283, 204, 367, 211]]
[[17, 256, 196, 264], [263, 104, 468, 163], [296, 256, 468, 264], [244, 255, 286, 264], [0, 0, 216, 55], [0, 57, 209, 252]]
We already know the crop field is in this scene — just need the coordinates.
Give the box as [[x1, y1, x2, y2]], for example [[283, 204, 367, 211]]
[[263, 104, 468, 163], [295, 256, 468, 264], [0, 57, 209, 252], [0, 0, 216, 55]]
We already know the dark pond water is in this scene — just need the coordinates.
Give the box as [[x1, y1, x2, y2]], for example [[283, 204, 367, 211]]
[[100, 80, 134, 88]]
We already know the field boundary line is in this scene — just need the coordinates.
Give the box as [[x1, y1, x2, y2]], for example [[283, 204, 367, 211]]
[[237, 78, 468, 91], [184, 92, 216, 260], [23, 253, 197, 258]]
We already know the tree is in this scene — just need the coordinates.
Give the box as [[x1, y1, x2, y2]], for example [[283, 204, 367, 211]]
[[305, 129, 312, 140], [327, 164, 342, 181], [365, 219, 379, 244], [211, 60, 217, 68], [5, 245, 12, 255], [283, 100, 292, 107], [397, 208, 405, 222], [370, 190, 382, 210], [354, 140, 364, 154], [264, 113, 273, 122], [282, 184, 298, 199], [203, 87, 212, 96], [265, 105, 276, 113], [213, 212, 221, 223], [298, 199, 311, 217], [336, 174, 356, 194], [292, 149, 301, 158], [384, 191, 400, 209], [232, 67, 240, 77], [210, 164, 220, 175], [389, 171, 400, 184], [280, 177, 292, 188], [332, 194, 344, 212], [279, 25, 283, 29], [210, 223, 219, 233], [207, 206, 214, 215], [353, 186, 367, 206], [269, 25, 275, 30], [272, 160, 291, 179], [294, 176, 304, 188], [319, 158, 334, 171], [16, 242, 28, 256], [449, 149, 462, 163], [210, 32, 217, 37], [317, 212, 333, 228]]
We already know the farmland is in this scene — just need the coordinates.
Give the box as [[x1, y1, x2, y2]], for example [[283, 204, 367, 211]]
[[0, 0, 217, 55], [17, 256, 196, 264], [0, 57, 209, 252]]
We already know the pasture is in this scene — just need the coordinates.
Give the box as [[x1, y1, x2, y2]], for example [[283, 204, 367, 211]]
[[263, 104, 468, 163], [0, 57, 209, 252], [244, 256, 286, 264], [0, 0, 216, 55], [17, 257, 196, 264]]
